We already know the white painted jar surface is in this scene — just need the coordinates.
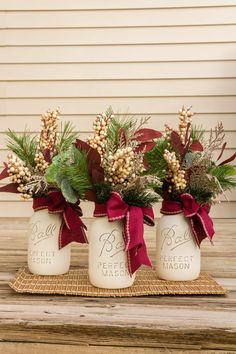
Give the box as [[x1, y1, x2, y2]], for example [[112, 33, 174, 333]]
[[28, 209, 71, 275], [88, 217, 135, 289], [156, 213, 200, 281]]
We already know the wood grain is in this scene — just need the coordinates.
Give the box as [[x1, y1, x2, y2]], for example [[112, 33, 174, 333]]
[[0, 217, 235, 352]]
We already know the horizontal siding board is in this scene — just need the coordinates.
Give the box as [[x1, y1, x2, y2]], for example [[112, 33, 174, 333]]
[[1, 8, 236, 28], [1, 1, 236, 11], [1, 43, 236, 63], [2, 26, 236, 45], [1, 79, 236, 97], [0, 198, 234, 218], [0, 97, 236, 114], [0, 61, 236, 81], [0, 114, 235, 131]]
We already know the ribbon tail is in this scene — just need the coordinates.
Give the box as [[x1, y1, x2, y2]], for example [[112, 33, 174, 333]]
[[59, 220, 88, 249], [191, 210, 215, 246], [143, 207, 155, 226], [125, 207, 152, 274], [60, 207, 88, 249], [128, 244, 152, 274]]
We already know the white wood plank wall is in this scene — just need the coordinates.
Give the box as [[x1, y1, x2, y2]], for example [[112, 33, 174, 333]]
[[0, 0, 235, 217]]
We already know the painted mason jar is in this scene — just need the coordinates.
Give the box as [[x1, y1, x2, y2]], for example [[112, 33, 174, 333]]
[[27, 209, 71, 275], [88, 217, 135, 289], [156, 213, 200, 281]]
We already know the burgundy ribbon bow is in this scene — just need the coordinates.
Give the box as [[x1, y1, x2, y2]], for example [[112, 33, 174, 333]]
[[160, 193, 215, 246], [94, 192, 154, 275], [33, 190, 88, 249]]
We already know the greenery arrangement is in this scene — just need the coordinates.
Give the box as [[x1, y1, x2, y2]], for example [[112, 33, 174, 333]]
[[1, 105, 235, 209], [0, 108, 91, 203], [84, 107, 162, 207], [145, 106, 236, 204]]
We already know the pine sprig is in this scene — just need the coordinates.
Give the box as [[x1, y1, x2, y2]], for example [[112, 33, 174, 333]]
[[144, 138, 169, 178], [122, 188, 159, 207], [56, 121, 78, 153], [210, 165, 236, 190], [190, 125, 206, 145], [62, 147, 92, 197], [106, 115, 137, 152], [6, 129, 37, 168], [94, 182, 112, 204], [45, 146, 92, 203]]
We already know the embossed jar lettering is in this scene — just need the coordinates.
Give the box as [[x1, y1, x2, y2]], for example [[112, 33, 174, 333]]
[[28, 209, 71, 275], [156, 213, 200, 281], [88, 217, 135, 289]]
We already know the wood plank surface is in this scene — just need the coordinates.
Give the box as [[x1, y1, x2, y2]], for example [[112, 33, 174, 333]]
[[0, 217, 235, 353]]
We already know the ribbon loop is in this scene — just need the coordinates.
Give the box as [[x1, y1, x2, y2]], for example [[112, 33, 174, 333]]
[[94, 192, 154, 275], [33, 190, 87, 249], [161, 193, 215, 246]]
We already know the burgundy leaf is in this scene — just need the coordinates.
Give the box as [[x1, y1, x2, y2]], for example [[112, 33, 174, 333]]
[[189, 140, 204, 152], [119, 128, 127, 147], [171, 131, 184, 155], [217, 142, 227, 161], [76, 139, 101, 165], [75, 139, 103, 183], [135, 141, 156, 154], [135, 129, 162, 142], [92, 166, 105, 184], [218, 152, 236, 166], [75, 139, 92, 154], [0, 163, 9, 180], [88, 148, 101, 166], [0, 183, 19, 193], [85, 189, 97, 202]]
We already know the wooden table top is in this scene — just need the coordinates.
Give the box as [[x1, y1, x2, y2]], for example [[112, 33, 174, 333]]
[[0, 217, 236, 354]]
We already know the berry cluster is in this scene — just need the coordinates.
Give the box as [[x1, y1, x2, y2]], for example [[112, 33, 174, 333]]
[[104, 147, 143, 186], [35, 108, 60, 172], [87, 112, 113, 160], [7, 154, 32, 199], [163, 149, 186, 192], [164, 124, 172, 143], [178, 106, 193, 144]]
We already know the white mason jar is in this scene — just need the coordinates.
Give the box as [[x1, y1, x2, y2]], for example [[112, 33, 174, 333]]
[[88, 217, 135, 289], [27, 209, 71, 275], [156, 213, 200, 281]]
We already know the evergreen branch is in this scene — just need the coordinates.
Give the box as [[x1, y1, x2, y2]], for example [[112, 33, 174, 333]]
[[105, 106, 114, 117], [122, 188, 159, 207], [6, 129, 37, 168], [209, 165, 236, 191], [56, 121, 78, 153], [187, 187, 213, 204], [190, 124, 206, 145], [45, 146, 92, 202], [144, 138, 169, 178], [106, 114, 137, 151], [94, 182, 112, 204]]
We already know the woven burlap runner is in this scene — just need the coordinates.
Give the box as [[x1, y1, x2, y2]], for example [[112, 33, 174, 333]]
[[9, 267, 226, 297]]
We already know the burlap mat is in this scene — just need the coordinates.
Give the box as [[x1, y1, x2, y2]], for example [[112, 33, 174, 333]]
[[9, 267, 226, 297]]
